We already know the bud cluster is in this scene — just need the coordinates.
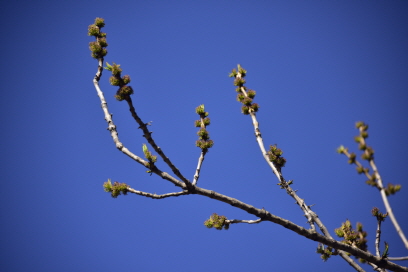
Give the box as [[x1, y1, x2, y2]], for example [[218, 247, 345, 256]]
[[203, 213, 229, 230], [104, 62, 134, 101], [335, 220, 368, 262], [194, 105, 214, 150], [354, 121, 374, 161], [88, 18, 108, 59], [371, 207, 388, 222], [337, 122, 401, 196], [267, 144, 286, 170], [229, 65, 259, 115], [103, 179, 129, 198]]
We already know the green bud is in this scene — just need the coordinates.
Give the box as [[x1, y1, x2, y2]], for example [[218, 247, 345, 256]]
[[196, 104, 205, 115], [94, 17, 105, 28]]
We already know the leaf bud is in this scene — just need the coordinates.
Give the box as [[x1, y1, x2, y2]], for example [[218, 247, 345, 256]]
[[251, 103, 259, 112], [241, 105, 250, 115], [336, 145, 346, 154], [109, 76, 122, 86], [233, 77, 246, 87], [229, 68, 237, 78], [195, 104, 205, 115], [247, 89, 256, 98], [122, 75, 131, 84], [242, 97, 253, 106], [88, 24, 100, 36], [94, 17, 105, 28]]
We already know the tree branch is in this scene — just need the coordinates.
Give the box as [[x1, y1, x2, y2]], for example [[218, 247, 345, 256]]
[[89, 20, 407, 271], [232, 68, 365, 270], [340, 129, 407, 250], [226, 218, 262, 225], [370, 159, 408, 249], [124, 96, 191, 186], [93, 58, 186, 189], [127, 188, 189, 199], [192, 150, 206, 186], [191, 185, 407, 272]]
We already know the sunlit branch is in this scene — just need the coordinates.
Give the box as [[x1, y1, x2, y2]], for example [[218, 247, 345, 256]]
[[226, 218, 262, 225], [192, 185, 407, 272], [370, 160, 408, 249], [375, 217, 382, 257], [234, 70, 365, 271], [192, 150, 206, 186], [388, 257, 408, 261], [342, 134, 408, 250], [93, 58, 185, 189], [127, 188, 189, 199]]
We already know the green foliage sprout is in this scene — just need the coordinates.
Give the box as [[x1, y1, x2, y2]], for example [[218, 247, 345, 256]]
[[103, 179, 129, 198], [204, 213, 229, 230], [267, 144, 286, 170], [335, 220, 368, 262], [142, 144, 157, 164], [104, 62, 133, 101], [316, 243, 337, 261]]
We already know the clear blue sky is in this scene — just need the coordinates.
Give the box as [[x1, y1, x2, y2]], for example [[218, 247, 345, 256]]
[[1, 1, 407, 271]]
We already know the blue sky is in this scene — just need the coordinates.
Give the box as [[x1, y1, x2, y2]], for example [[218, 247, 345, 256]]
[[1, 1, 408, 271]]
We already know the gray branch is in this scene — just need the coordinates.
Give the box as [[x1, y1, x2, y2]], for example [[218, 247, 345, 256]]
[[234, 71, 364, 271], [127, 188, 189, 199], [92, 58, 407, 272], [125, 97, 192, 186]]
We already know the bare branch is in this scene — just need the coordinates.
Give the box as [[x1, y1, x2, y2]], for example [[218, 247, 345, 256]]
[[192, 185, 408, 272], [342, 125, 408, 250], [388, 256, 408, 261], [375, 217, 382, 257], [124, 96, 191, 186], [226, 218, 262, 225], [93, 59, 186, 189], [371, 160, 408, 249], [90, 21, 407, 271], [127, 188, 189, 199], [192, 150, 206, 186], [233, 69, 364, 270]]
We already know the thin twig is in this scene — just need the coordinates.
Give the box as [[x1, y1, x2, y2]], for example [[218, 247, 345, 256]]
[[342, 136, 408, 250], [192, 113, 210, 185], [388, 257, 408, 261], [125, 96, 191, 186], [192, 150, 206, 185], [127, 188, 189, 199], [375, 219, 382, 257], [93, 58, 186, 189], [235, 71, 364, 272], [226, 218, 262, 225], [370, 159, 408, 249]]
